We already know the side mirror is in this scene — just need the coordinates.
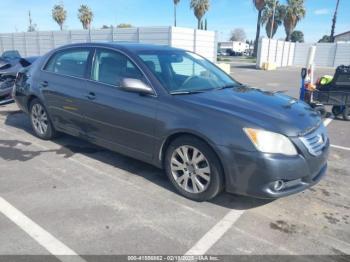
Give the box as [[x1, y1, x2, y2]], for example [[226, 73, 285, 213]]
[[120, 78, 155, 96]]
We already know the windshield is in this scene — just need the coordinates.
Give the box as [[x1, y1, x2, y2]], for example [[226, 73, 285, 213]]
[[137, 50, 239, 94], [1, 50, 21, 60]]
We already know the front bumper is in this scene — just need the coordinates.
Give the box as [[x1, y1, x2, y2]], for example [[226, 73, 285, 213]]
[[218, 140, 329, 199]]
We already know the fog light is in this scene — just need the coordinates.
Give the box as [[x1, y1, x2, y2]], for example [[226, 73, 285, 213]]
[[273, 180, 285, 191]]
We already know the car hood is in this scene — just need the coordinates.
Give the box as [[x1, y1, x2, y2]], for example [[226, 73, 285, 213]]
[[176, 86, 322, 137]]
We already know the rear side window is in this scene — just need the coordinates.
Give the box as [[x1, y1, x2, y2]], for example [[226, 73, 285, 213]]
[[44, 49, 90, 78]]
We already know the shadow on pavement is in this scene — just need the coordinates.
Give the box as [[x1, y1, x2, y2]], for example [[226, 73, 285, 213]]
[[2, 109, 272, 210]]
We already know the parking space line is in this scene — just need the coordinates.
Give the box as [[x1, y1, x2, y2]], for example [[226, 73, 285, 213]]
[[0, 197, 86, 262], [184, 210, 245, 255], [323, 117, 333, 127], [331, 144, 350, 151]]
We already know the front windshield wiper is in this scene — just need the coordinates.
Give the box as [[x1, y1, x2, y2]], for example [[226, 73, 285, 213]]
[[216, 84, 242, 90], [170, 89, 212, 95]]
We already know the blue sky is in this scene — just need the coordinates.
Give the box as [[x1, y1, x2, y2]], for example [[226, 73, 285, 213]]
[[0, 0, 349, 43]]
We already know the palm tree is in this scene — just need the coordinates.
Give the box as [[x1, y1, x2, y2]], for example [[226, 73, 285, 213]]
[[252, 0, 266, 57], [78, 4, 93, 30], [282, 0, 305, 41], [173, 0, 180, 27], [330, 0, 340, 42], [190, 0, 210, 30], [52, 4, 67, 31], [261, 0, 284, 38]]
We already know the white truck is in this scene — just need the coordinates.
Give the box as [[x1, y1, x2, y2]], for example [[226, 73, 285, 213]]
[[218, 41, 250, 56]]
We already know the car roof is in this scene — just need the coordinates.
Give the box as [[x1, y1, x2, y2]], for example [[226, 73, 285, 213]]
[[57, 42, 184, 53]]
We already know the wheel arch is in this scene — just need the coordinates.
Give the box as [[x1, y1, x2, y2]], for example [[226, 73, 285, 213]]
[[159, 131, 226, 185], [27, 95, 40, 111]]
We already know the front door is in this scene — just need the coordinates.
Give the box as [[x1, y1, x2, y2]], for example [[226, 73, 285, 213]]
[[84, 48, 158, 162]]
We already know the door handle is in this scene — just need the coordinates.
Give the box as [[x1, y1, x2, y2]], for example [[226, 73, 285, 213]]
[[40, 81, 49, 88], [86, 92, 96, 100]]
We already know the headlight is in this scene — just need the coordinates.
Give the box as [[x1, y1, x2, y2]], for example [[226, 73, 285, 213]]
[[243, 128, 298, 156]]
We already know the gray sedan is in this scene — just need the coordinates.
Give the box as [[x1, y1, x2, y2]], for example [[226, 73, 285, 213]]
[[13, 43, 329, 201]]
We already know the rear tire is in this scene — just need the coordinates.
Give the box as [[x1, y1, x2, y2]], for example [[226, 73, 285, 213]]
[[332, 106, 343, 117], [29, 99, 56, 140], [165, 136, 224, 201], [343, 106, 350, 121]]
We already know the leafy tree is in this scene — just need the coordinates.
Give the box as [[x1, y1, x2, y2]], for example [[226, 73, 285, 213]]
[[78, 4, 93, 30], [318, 35, 331, 43], [330, 0, 340, 42], [261, 0, 284, 38], [173, 0, 180, 27], [101, 25, 112, 29], [230, 28, 246, 42], [52, 4, 67, 31], [252, 0, 266, 57], [282, 0, 305, 41], [190, 0, 210, 30], [117, 23, 133, 28], [290, 30, 304, 42]]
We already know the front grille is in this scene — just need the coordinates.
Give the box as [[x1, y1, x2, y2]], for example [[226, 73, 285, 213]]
[[299, 124, 328, 156]]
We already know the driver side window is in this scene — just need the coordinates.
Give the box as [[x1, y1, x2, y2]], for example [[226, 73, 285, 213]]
[[171, 56, 208, 77], [92, 49, 144, 86]]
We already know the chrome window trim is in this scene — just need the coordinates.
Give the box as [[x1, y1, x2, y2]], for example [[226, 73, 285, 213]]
[[40, 45, 158, 97]]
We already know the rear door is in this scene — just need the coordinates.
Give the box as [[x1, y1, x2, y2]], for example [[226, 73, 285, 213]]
[[40, 48, 92, 136], [83, 48, 158, 162]]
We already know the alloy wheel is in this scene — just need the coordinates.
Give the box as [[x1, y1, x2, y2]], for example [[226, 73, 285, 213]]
[[31, 103, 48, 135], [170, 145, 211, 194]]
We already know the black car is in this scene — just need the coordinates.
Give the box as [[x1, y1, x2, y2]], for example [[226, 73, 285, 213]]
[[13, 43, 329, 201]]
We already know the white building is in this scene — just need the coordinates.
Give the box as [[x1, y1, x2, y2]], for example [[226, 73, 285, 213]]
[[334, 31, 350, 42], [218, 41, 250, 53]]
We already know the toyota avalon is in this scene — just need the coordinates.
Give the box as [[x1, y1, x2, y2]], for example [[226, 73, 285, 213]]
[[13, 43, 329, 201]]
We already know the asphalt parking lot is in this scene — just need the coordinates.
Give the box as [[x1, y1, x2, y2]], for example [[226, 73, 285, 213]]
[[0, 64, 349, 261]]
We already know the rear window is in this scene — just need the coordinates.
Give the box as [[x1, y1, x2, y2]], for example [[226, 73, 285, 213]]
[[44, 49, 90, 78]]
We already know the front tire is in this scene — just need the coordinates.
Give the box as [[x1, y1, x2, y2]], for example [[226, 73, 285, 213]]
[[30, 99, 56, 140], [165, 136, 224, 201]]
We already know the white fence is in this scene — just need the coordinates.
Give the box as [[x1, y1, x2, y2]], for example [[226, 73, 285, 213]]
[[257, 37, 350, 68], [0, 26, 217, 62]]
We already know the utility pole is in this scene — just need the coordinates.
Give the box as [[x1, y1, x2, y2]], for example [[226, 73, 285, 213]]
[[29, 11, 33, 30], [330, 0, 340, 42]]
